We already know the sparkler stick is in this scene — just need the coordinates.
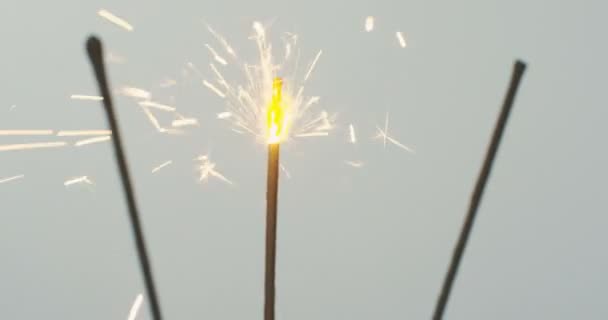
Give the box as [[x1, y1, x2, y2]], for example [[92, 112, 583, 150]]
[[432, 60, 527, 320], [86, 36, 164, 320], [264, 77, 286, 320]]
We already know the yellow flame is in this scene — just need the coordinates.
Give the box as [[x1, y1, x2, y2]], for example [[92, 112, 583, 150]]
[[267, 77, 288, 144]]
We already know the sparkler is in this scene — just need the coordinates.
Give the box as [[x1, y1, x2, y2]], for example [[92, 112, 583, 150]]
[[86, 36, 164, 320], [432, 60, 527, 320], [264, 77, 285, 320]]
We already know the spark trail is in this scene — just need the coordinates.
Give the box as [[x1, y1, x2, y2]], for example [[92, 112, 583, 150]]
[[98, 9, 134, 31], [127, 294, 144, 320], [64, 176, 94, 187], [375, 112, 414, 153], [70, 94, 103, 101], [151, 160, 172, 173], [396, 32, 407, 48], [0, 142, 67, 152], [196, 155, 232, 185], [0, 174, 25, 184], [74, 135, 111, 146]]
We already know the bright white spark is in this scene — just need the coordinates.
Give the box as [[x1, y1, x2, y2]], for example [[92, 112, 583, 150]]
[[365, 16, 375, 32], [171, 117, 198, 128], [349, 124, 357, 144], [280, 164, 291, 179], [217, 112, 232, 119], [0, 174, 24, 184], [295, 132, 329, 138], [74, 135, 111, 147], [0, 130, 54, 136], [56, 130, 111, 137], [151, 160, 173, 173], [206, 24, 237, 58], [0, 142, 67, 152], [138, 101, 176, 112], [375, 113, 415, 153], [205, 44, 228, 65], [304, 50, 323, 81], [97, 9, 133, 31], [345, 160, 364, 168], [203, 80, 226, 98], [141, 107, 164, 132], [160, 78, 177, 88], [127, 294, 144, 320], [70, 94, 103, 101], [64, 176, 94, 187], [196, 155, 233, 185], [396, 31, 407, 48], [119, 86, 151, 100]]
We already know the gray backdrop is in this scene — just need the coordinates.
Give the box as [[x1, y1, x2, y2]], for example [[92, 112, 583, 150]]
[[1, 0, 607, 319]]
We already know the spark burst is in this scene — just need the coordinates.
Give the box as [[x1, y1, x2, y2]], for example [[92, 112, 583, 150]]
[[202, 21, 334, 145], [195, 155, 232, 185], [375, 112, 415, 153]]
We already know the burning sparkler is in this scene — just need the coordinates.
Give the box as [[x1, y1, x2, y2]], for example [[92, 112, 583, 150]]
[[202, 21, 333, 145], [264, 77, 284, 320]]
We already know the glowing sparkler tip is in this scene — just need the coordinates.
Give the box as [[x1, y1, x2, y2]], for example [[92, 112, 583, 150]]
[[267, 77, 288, 144]]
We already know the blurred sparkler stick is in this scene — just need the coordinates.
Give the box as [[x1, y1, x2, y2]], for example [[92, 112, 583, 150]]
[[86, 36, 164, 320], [265, 77, 287, 320], [432, 60, 527, 320]]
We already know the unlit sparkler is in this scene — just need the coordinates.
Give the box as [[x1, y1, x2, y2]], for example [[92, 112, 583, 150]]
[[432, 60, 527, 320], [97, 9, 134, 31], [86, 36, 163, 320]]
